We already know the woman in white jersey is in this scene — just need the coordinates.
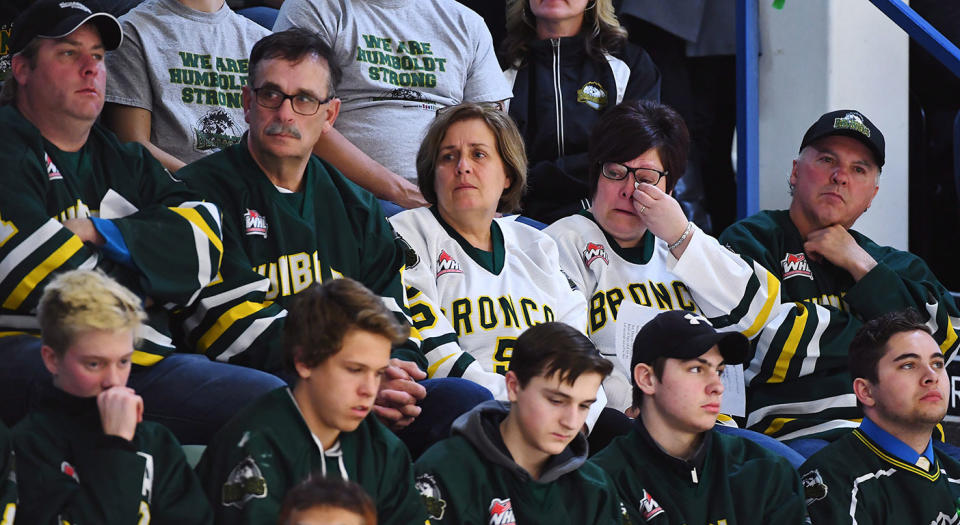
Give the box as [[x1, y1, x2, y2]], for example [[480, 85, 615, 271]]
[[389, 103, 588, 405], [544, 100, 703, 411]]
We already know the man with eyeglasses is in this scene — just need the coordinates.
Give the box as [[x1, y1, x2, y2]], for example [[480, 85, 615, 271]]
[[669, 110, 960, 456], [177, 29, 490, 449]]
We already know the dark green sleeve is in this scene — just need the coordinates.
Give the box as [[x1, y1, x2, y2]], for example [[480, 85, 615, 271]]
[[758, 457, 810, 525], [799, 457, 854, 525], [377, 435, 429, 525], [414, 442, 485, 525], [12, 418, 148, 524], [195, 430, 287, 525], [0, 422, 16, 524], [148, 425, 213, 524]]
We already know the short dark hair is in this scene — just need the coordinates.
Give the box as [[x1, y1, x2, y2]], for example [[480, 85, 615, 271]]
[[631, 357, 666, 411], [1, 38, 43, 106], [416, 102, 528, 214], [587, 99, 690, 197], [277, 475, 376, 525], [248, 28, 341, 97], [509, 322, 612, 387], [849, 309, 932, 384], [284, 278, 409, 373]]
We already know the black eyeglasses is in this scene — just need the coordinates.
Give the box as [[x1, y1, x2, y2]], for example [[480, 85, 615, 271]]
[[600, 162, 668, 186], [252, 87, 334, 115]]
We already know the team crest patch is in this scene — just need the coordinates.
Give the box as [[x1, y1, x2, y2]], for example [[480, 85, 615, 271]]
[[436, 250, 463, 277], [833, 111, 870, 138], [488, 498, 515, 525], [638, 489, 665, 520], [221, 456, 267, 508], [801, 469, 828, 506], [576, 81, 608, 110], [61, 461, 79, 482], [781, 252, 813, 280], [582, 241, 609, 267], [395, 232, 420, 269], [415, 473, 446, 520], [45, 153, 63, 180], [243, 209, 268, 238]]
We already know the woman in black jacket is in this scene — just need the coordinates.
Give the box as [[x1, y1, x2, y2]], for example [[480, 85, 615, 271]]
[[501, 0, 661, 224]]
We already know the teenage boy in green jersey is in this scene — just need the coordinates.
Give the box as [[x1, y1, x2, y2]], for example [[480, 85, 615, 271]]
[[12, 270, 212, 524], [592, 310, 808, 524], [196, 278, 428, 525], [800, 309, 960, 524], [414, 322, 627, 524]]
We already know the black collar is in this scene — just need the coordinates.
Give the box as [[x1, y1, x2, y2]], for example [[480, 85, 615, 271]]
[[634, 416, 711, 484]]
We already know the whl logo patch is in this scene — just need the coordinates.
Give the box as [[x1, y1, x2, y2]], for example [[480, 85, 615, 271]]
[[61, 461, 79, 482], [45, 153, 63, 180], [488, 498, 515, 525], [243, 209, 268, 237], [436, 250, 463, 277], [781, 252, 813, 280], [582, 242, 608, 267], [638, 489, 664, 520]]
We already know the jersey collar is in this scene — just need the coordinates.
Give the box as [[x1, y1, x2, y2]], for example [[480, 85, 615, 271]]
[[859, 416, 934, 468], [580, 210, 657, 264]]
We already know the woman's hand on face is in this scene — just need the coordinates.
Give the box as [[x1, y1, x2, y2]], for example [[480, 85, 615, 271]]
[[631, 182, 688, 243]]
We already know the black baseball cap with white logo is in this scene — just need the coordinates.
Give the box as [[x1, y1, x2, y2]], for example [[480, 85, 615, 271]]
[[798, 109, 885, 168], [10, 0, 123, 56], [630, 310, 750, 370]]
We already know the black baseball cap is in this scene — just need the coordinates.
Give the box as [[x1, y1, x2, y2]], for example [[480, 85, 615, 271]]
[[10, 0, 123, 56], [630, 310, 749, 370], [798, 109, 885, 168]]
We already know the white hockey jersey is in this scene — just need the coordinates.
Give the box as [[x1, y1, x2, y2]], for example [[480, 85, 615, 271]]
[[545, 212, 703, 410], [389, 207, 588, 401]]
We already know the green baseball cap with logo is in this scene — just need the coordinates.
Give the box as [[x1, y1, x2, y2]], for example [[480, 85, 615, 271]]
[[799, 109, 885, 168]]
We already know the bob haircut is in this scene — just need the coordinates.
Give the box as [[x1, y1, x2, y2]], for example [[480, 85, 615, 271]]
[[284, 278, 409, 373], [37, 269, 145, 356], [587, 99, 690, 197], [501, 0, 628, 68], [415, 102, 528, 214], [509, 322, 612, 387]]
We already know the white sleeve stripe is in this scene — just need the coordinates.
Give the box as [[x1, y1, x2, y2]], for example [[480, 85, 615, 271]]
[[0, 219, 62, 283], [78, 253, 99, 270], [746, 393, 858, 428], [849, 468, 897, 524], [217, 309, 288, 362], [184, 220, 212, 306], [183, 278, 271, 333], [139, 322, 174, 348], [799, 308, 830, 376], [778, 419, 861, 442], [603, 53, 629, 105], [744, 306, 794, 382], [99, 189, 139, 219]]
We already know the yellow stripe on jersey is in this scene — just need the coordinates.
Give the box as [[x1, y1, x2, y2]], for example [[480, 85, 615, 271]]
[[854, 429, 941, 481], [427, 353, 456, 378], [940, 317, 957, 353], [769, 302, 808, 383], [170, 206, 224, 263], [763, 417, 794, 436], [742, 270, 781, 339], [198, 300, 272, 352], [3, 236, 83, 309], [133, 350, 164, 366]]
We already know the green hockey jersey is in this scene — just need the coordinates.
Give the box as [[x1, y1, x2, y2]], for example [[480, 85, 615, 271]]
[[591, 421, 808, 524], [800, 428, 960, 524], [177, 139, 426, 372], [195, 387, 428, 525], [671, 210, 960, 440], [11, 382, 212, 524], [414, 400, 627, 525], [0, 105, 223, 365], [0, 421, 15, 525]]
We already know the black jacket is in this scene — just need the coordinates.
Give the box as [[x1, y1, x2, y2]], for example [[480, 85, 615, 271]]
[[507, 35, 660, 224]]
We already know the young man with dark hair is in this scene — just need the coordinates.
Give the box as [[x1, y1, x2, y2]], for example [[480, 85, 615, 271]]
[[196, 278, 428, 525], [800, 309, 960, 524], [277, 476, 377, 525], [414, 322, 627, 524], [12, 270, 212, 524], [592, 310, 808, 524]]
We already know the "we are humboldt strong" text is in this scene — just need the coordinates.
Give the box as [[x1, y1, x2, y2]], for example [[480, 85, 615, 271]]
[[357, 34, 446, 88], [169, 51, 250, 108]]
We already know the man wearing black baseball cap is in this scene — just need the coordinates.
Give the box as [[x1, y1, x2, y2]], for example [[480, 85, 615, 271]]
[[0, 0, 285, 445], [666, 109, 959, 457], [592, 310, 807, 524]]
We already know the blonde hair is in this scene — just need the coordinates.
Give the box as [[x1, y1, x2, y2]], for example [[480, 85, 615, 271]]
[[38, 270, 146, 355], [501, 0, 628, 68]]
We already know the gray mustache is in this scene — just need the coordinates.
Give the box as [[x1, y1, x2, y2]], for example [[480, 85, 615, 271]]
[[264, 123, 302, 139]]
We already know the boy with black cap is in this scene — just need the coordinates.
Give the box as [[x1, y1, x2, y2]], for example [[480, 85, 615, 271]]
[[592, 310, 808, 524], [668, 110, 959, 451]]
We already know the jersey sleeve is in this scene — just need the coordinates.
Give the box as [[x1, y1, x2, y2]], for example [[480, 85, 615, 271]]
[[148, 426, 214, 524], [759, 456, 811, 524], [0, 422, 16, 525], [12, 421, 149, 525], [414, 444, 480, 525], [375, 428, 431, 525], [799, 459, 854, 524], [669, 222, 960, 399]]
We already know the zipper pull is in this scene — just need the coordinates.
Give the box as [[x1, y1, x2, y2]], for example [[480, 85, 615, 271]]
[[690, 467, 698, 484]]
